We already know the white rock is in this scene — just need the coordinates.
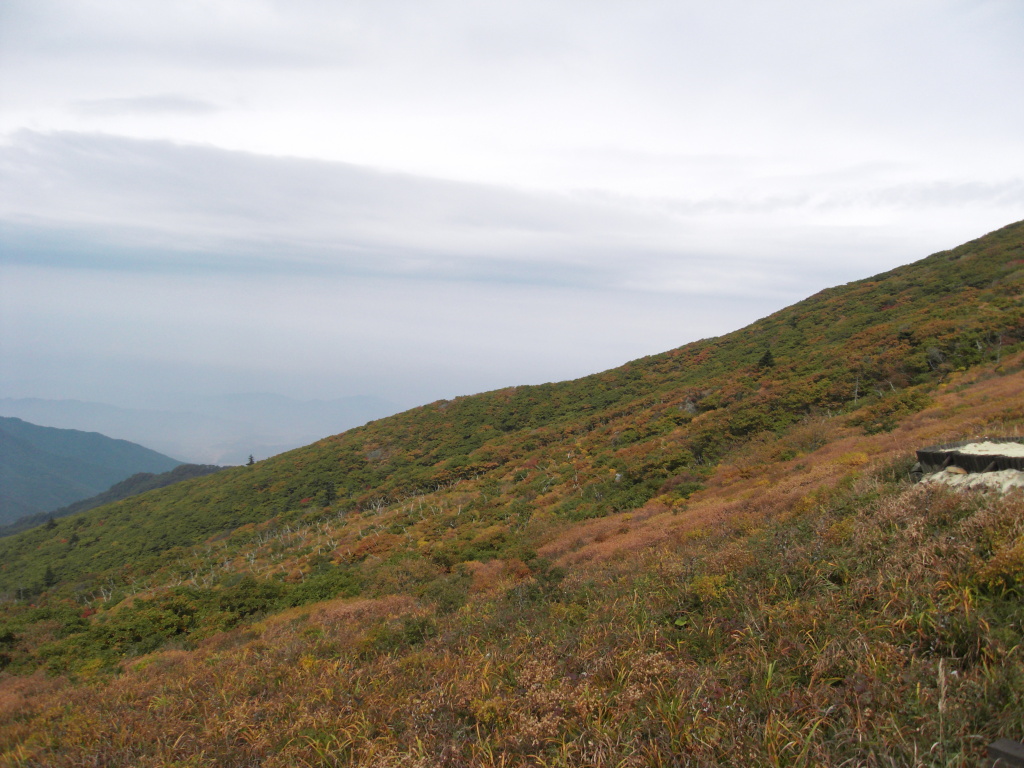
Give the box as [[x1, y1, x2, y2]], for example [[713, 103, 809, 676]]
[[943, 441, 1024, 457], [922, 468, 1024, 492]]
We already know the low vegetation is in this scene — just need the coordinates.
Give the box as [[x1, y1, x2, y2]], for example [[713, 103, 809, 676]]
[[1, 221, 1023, 765], [0, 464, 225, 539]]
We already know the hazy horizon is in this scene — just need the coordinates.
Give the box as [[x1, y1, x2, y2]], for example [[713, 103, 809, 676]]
[[0, 392, 403, 465], [2, 1, 1022, 414]]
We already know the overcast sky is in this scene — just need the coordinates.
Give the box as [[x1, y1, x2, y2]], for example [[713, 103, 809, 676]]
[[1, 0, 1023, 412]]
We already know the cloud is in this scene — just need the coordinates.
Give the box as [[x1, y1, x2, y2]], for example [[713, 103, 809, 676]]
[[3, 0, 1022, 193], [828, 180, 1024, 210], [0, 0, 1021, 427], [0, 132, 626, 278], [0, 131, 796, 296], [4, 131, 1020, 306], [0, 0, 355, 69], [72, 95, 221, 116]]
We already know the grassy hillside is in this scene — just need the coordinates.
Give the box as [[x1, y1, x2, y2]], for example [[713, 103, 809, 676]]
[[1, 220, 1023, 766], [1, 220, 1021, 597], [0, 463, 225, 539], [0, 417, 181, 524]]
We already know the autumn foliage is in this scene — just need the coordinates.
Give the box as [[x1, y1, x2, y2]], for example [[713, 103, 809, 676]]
[[1, 221, 1024, 766]]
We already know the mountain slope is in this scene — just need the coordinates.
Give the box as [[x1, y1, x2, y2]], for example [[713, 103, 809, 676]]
[[0, 417, 182, 524], [0, 463, 225, 538], [1, 220, 1020, 595], [1, 220, 1024, 766]]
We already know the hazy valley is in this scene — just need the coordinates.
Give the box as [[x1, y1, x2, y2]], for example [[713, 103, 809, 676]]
[[0, 394, 401, 467]]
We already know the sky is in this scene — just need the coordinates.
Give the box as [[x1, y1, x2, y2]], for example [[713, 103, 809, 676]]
[[1, 0, 1023, 414]]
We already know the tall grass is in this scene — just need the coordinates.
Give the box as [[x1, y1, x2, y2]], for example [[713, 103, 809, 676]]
[[4, 354, 1024, 766], [4, 467, 1024, 766]]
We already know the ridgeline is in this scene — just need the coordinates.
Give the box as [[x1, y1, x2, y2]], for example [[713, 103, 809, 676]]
[[1, 220, 1023, 766]]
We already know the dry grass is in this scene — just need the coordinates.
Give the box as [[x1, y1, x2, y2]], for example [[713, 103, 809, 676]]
[[5, 490, 1024, 765], [3, 359, 1024, 766], [538, 359, 1024, 570]]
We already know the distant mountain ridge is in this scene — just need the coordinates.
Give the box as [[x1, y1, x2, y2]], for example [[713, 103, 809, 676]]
[[0, 462, 225, 538], [0, 393, 401, 464], [0, 417, 181, 525]]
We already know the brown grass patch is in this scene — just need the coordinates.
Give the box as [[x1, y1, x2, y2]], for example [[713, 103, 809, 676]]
[[539, 360, 1024, 569]]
